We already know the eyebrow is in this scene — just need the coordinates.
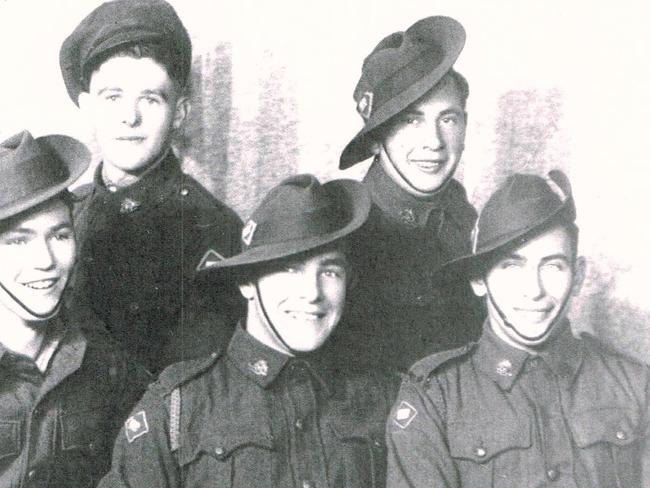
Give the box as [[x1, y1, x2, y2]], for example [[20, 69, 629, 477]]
[[141, 89, 169, 102], [319, 257, 348, 268], [4, 223, 72, 236], [97, 87, 122, 96], [501, 252, 570, 263]]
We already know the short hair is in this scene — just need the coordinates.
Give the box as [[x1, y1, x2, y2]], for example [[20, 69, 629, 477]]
[[82, 42, 187, 93]]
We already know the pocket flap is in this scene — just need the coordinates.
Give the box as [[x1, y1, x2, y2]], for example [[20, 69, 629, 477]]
[[0, 420, 21, 461], [448, 415, 531, 463], [178, 422, 274, 466], [570, 407, 639, 448]]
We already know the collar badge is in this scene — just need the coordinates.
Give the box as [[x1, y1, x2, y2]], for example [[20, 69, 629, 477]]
[[496, 359, 513, 377], [249, 359, 269, 377], [120, 197, 141, 214]]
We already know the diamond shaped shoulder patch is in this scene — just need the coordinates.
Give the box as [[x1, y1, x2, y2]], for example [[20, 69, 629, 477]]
[[125, 411, 149, 443], [393, 400, 418, 429]]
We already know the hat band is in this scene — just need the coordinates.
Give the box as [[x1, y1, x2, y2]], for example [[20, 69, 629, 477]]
[[246, 205, 347, 250], [0, 154, 69, 208], [367, 45, 444, 120]]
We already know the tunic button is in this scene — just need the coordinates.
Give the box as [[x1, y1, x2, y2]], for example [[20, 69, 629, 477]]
[[546, 468, 559, 481], [129, 302, 140, 313], [295, 419, 303, 430], [180, 188, 189, 196], [373, 439, 383, 448], [616, 430, 627, 440], [474, 447, 486, 458], [214, 447, 224, 456], [27, 469, 37, 480], [302, 481, 313, 488]]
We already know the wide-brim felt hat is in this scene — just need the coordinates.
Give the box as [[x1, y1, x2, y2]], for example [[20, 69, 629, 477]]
[[0, 131, 90, 220], [441, 170, 576, 278], [340, 16, 466, 169], [60, 0, 192, 105], [200, 174, 371, 271]]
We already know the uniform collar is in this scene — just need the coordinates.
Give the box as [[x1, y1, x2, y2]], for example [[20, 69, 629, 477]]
[[92, 150, 183, 210], [0, 314, 86, 383], [226, 323, 333, 394], [473, 320, 584, 391], [364, 159, 464, 227]]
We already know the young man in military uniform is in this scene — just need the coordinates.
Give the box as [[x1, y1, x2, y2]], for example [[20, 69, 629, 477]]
[[333, 16, 482, 373], [0, 131, 146, 487], [99, 174, 398, 488], [387, 170, 650, 487], [59, 0, 243, 375]]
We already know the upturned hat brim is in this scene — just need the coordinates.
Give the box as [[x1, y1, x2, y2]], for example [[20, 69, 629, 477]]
[[203, 179, 371, 270], [0, 135, 90, 221], [340, 17, 465, 169]]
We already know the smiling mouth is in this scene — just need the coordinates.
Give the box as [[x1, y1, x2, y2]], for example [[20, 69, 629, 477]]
[[22, 278, 59, 290], [286, 310, 325, 320], [409, 159, 446, 173]]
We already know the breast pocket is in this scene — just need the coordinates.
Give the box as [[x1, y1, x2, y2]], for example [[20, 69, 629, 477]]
[[178, 425, 275, 488], [448, 414, 531, 487], [0, 419, 21, 463], [59, 405, 113, 487], [328, 416, 386, 488], [569, 407, 642, 487]]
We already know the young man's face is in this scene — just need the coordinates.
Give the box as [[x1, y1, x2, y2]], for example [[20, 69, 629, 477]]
[[471, 225, 585, 348], [0, 198, 75, 320], [241, 249, 349, 354], [378, 74, 467, 196], [79, 56, 188, 176]]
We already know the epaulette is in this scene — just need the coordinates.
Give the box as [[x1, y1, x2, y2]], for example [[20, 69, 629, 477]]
[[154, 349, 224, 394], [70, 183, 94, 202], [408, 342, 477, 382]]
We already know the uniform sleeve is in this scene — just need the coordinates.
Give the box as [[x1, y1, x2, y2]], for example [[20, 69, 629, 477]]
[[98, 385, 181, 488], [386, 378, 459, 488], [642, 366, 650, 486]]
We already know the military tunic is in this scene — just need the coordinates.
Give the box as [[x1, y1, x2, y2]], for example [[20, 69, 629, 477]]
[[99, 325, 398, 488], [386, 322, 650, 487], [329, 162, 483, 373], [71, 151, 243, 375], [0, 314, 146, 488]]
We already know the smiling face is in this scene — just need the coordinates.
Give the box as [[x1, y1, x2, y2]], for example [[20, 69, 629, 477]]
[[471, 225, 585, 348], [78, 55, 188, 179], [0, 198, 75, 321], [377, 73, 467, 196], [241, 249, 349, 355]]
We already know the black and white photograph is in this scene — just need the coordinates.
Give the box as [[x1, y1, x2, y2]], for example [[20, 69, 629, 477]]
[[0, 0, 648, 486]]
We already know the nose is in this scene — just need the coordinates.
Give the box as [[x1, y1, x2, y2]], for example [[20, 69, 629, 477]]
[[32, 238, 56, 271], [120, 99, 141, 127], [298, 269, 322, 302], [422, 120, 444, 151], [521, 266, 544, 300]]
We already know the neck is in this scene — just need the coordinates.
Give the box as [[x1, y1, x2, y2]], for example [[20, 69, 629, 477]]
[[488, 317, 538, 354], [244, 310, 293, 357], [102, 148, 169, 190], [0, 309, 47, 360]]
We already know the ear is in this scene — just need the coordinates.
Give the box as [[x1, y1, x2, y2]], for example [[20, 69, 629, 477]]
[[173, 95, 190, 130], [239, 281, 256, 301], [570, 256, 587, 297], [470, 277, 487, 297]]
